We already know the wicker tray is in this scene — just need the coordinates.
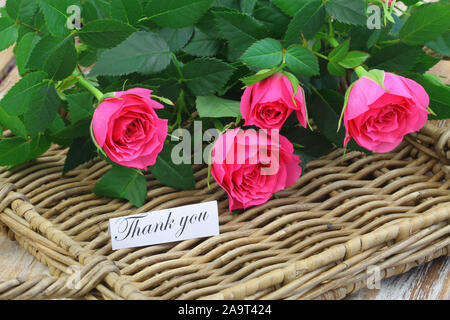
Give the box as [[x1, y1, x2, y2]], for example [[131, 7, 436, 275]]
[[0, 121, 449, 300]]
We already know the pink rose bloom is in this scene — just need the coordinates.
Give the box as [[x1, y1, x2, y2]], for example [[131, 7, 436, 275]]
[[383, 0, 394, 5], [92, 88, 168, 169], [241, 73, 307, 130], [211, 128, 302, 211], [344, 72, 429, 153]]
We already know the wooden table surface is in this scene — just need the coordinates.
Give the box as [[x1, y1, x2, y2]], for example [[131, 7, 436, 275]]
[[0, 0, 448, 299]]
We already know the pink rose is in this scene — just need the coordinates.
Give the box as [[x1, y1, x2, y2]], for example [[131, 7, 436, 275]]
[[344, 72, 429, 153], [211, 128, 302, 211], [92, 88, 168, 169], [383, 0, 394, 5], [241, 73, 307, 130]]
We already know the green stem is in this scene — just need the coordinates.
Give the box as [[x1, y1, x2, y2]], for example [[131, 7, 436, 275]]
[[76, 75, 104, 102], [354, 66, 368, 78], [377, 39, 401, 46], [171, 53, 184, 81], [313, 51, 329, 61]]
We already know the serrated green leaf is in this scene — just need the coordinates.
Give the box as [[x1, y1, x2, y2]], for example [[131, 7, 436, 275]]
[[37, 0, 74, 35], [159, 26, 194, 52], [328, 39, 350, 62], [285, 45, 319, 77], [150, 144, 196, 190], [367, 43, 422, 74], [93, 166, 147, 207], [240, 0, 257, 14], [90, 31, 171, 76], [14, 32, 40, 76], [240, 38, 283, 69], [0, 108, 27, 138], [63, 137, 97, 175], [213, 10, 267, 58], [399, 3, 450, 46], [0, 17, 18, 51], [253, 4, 290, 39], [6, 0, 38, 22], [110, 0, 142, 24], [0, 71, 47, 116], [0, 137, 31, 166], [325, 0, 366, 26], [27, 34, 77, 80], [50, 118, 91, 140], [327, 61, 346, 76], [66, 92, 94, 124], [78, 19, 136, 49], [271, 0, 310, 17], [144, 0, 214, 28], [23, 82, 60, 137], [284, 0, 325, 46], [338, 51, 370, 68], [183, 58, 234, 96], [196, 95, 241, 118], [182, 27, 221, 57]]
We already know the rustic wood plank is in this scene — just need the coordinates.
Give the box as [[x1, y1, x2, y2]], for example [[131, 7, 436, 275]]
[[0, 233, 50, 280], [345, 257, 449, 300]]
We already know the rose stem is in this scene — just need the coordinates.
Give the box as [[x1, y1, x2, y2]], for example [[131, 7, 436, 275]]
[[76, 75, 104, 102]]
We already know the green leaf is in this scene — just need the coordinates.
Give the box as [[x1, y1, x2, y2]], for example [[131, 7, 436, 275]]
[[327, 61, 346, 76], [66, 92, 94, 124], [399, 3, 450, 46], [78, 19, 137, 49], [0, 17, 18, 51], [159, 26, 194, 52], [0, 71, 47, 116], [6, 0, 38, 22], [90, 31, 171, 76], [284, 126, 333, 158], [328, 39, 350, 63], [182, 27, 221, 57], [338, 51, 370, 68], [27, 133, 50, 161], [271, 0, 310, 17], [27, 34, 77, 80], [0, 137, 31, 166], [367, 43, 422, 74], [183, 57, 235, 95], [410, 73, 450, 120], [63, 137, 97, 175], [240, 38, 283, 69], [50, 118, 91, 140], [93, 166, 147, 207], [309, 89, 369, 153], [325, 0, 366, 26], [285, 45, 319, 77], [284, 0, 325, 46], [14, 32, 40, 76], [240, 0, 257, 14], [426, 30, 450, 57], [144, 0, 214, 28], [364, 69, 385, 88], [37, 0, 74, 35], [23, 82, 60, 137], [213, 10, 267, 58], [150, 144, 196, 190], [240, 66, 282, 86], [253, 4, 290, 39], [196, 95, 241, 118], [110, 0, 142, 24], [83, 0, 112, 22], [0, 108, 28, 138]]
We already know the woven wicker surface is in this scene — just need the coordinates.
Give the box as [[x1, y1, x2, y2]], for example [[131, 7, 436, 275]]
[[0, 120, 448, 300]]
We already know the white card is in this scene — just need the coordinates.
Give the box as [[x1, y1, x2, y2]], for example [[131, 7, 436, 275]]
[[109, 201, 219, 250]]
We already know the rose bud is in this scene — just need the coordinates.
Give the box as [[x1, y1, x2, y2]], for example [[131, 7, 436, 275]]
[[344, 72, 429, 153], [211, 127, 302, 211], [241, 73, 307, 130], [92, 88, 168, 169]]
